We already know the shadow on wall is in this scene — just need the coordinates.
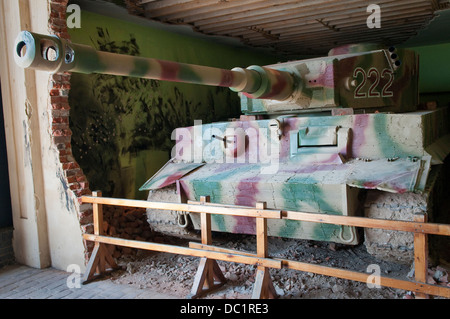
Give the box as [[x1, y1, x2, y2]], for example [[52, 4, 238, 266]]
[[0, 82, 13, 228]]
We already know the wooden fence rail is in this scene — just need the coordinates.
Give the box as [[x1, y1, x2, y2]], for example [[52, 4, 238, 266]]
[[81, 191, 450, 299]]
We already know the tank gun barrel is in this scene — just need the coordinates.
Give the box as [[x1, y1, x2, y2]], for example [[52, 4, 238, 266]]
[[14, 31, 294, 101]]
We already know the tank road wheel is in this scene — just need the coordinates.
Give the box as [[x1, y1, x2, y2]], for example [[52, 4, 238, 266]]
[[146, 185, 200, 240]]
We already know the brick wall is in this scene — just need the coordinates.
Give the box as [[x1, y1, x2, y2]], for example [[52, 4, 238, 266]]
[[48, 0, 93, 263]]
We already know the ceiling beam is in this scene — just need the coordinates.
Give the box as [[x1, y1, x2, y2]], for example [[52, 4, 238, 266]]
[[236, 5, 434, 40], [143, 0, 265, 18], [138, 0, 439, 56], [198, 0, 432, 34]]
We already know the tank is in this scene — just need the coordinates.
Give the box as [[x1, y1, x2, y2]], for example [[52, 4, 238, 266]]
[[14, 31, 450, 263]]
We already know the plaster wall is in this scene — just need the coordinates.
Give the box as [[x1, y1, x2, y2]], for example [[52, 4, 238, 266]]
[[0, 0, 86, 271]]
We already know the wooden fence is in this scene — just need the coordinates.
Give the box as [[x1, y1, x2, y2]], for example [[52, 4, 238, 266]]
[[81, 191, 450, 299]]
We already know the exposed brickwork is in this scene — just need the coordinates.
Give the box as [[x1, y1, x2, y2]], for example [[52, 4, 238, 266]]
[[49, 0, 71, 39], [48, 0, 93, 264]]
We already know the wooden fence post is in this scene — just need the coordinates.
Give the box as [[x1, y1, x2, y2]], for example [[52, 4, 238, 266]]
[[189, 196, 226, 298], [252, 202, 277, 299], [82, 191, 118, 284], [414, 213, 429, 299]]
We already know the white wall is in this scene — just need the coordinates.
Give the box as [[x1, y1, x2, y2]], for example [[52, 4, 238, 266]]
[[0, 0, 86, 272]]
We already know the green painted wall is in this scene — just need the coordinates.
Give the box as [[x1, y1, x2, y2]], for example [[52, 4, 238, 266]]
[[68, 11, 279, 199], [409, 42, 450, 94]]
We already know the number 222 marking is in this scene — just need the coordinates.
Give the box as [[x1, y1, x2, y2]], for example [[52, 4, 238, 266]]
[[353, 67, 394, 98]]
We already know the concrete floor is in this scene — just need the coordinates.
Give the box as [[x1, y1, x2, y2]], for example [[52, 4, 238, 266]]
[[0, 263, 176, 299]]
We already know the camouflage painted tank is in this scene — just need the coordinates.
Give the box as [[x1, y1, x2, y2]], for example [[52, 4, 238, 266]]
[[15, 31, 450, 263]]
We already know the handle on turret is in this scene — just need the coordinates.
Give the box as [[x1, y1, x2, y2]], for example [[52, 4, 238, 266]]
[[14, 31, 295, 101]]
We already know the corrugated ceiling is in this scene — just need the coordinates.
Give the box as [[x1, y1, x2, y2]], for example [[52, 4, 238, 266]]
[[138, 0, 448, 58]]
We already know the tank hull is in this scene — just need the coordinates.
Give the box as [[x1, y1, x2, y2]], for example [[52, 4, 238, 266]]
[[143, 108, 450, 250]]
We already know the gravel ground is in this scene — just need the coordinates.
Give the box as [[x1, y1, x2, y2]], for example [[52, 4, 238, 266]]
[[105, 232, 448, 299]]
